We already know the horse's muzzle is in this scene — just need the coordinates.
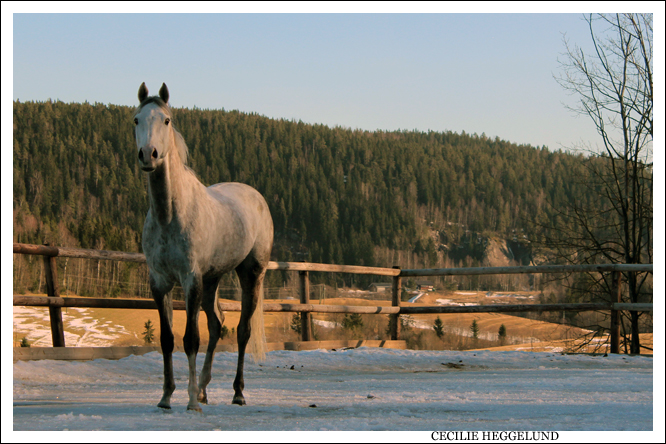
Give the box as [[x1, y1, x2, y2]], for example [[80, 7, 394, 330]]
[[138, 146, 159, 171]]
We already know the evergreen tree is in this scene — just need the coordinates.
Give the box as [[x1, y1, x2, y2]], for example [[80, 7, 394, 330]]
[[342, 313, 364, 332], [470, 319, 480, 340], [433, 316, 444, 339], [498, 324, 507, 344], [290, 313, 302, 335], [142, 319, 155, 344]]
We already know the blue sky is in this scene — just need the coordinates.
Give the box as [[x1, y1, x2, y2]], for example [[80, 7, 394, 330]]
[[3, 4, 663, 222], [8, 8, 629, 152]]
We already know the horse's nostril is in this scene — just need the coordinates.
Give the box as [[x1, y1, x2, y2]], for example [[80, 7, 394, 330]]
[[139, 150, 144, 161], [152, 148, 158, 159]]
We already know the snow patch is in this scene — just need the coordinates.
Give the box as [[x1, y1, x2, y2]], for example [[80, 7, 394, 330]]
[[312, 319, 340, 329], [13, 306, 133, 347]]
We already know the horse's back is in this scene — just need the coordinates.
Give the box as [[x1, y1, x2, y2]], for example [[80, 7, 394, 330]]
[[207, 182, 274, 263], [207, 182, 270, 223]]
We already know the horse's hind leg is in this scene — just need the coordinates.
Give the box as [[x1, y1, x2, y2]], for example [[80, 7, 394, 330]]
[[198, 275, 224, 404], [151, 278, 175, 409], [232, 265, 266, 406], [183, 274, 204, 412]]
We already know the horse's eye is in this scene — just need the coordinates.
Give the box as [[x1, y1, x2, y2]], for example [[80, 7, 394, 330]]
[[134, 118, 138, 125], [165, 118, 170, 125]]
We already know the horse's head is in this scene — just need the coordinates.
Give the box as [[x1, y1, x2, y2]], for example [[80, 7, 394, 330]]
[[134, 82, 174, 172]]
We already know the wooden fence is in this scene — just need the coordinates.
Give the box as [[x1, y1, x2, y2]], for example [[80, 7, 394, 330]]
[[13, 243, 653, 355]]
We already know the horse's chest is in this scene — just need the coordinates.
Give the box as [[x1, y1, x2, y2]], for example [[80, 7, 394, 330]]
[[143, 224, 193, 281]]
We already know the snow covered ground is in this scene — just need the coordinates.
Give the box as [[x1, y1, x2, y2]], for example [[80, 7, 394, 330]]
[[13, 306, 134, 347], [408, 292, 426, 303], [12, 348, 654, 433]]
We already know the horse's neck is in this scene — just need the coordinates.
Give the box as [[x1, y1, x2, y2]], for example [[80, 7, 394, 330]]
[[147, 150, 202, 226]]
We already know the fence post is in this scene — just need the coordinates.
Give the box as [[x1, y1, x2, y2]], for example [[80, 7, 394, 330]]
[[43, 243, 66, 347], [609, 271, 622, 354], [389, 266, 402, 340], [299, 270, 311, 341]]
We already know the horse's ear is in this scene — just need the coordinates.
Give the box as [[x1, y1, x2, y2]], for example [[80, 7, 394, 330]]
[[159, 83, 169, 104], [138, 82, 148, 103]]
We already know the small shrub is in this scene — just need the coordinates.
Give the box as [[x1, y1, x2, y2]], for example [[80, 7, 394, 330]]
[[289, 313, 319, 339], [470, 319, 480, 339], [142, 319, 155, 344], [342, 313, 364, 331], [498, 324, 507, 344], [433, 316, 444, 339], [20, 337, 31, 348], [290, 313, 302, 334]]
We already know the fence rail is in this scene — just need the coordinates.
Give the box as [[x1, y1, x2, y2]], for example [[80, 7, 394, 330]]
[[13, 243, 653, 354], [400, 263, 652, 276], [15, 295, 648, 315]]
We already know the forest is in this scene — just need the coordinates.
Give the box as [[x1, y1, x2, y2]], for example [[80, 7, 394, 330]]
[[13, 99, 599, 293]]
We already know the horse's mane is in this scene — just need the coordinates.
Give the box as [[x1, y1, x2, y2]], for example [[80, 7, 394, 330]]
[[134, 97, 189, 165], [171, 126, 190, 166]]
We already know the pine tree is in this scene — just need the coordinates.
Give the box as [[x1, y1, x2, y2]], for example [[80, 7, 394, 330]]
[[433, 316, 444, 339], [290, 313, 302, 334], [470, 319, 480, 340], [342, 313, 364, 331], [142, 319, 155, 344], [498, 324, 507, 344], [220, 325, 229, 340]]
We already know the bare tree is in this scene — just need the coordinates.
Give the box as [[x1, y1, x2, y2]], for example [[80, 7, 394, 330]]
[[547, 14, 653, 354]]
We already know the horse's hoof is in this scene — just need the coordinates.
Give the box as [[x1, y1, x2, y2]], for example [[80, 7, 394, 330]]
[[157, 403, 171, 410], [232, 396, 246, 406], [187, 404, 203, 413], [198, 391, 208, 404]]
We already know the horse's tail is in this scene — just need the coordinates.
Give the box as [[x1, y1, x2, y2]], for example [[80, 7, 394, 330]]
[[248, 277, 266, 362]]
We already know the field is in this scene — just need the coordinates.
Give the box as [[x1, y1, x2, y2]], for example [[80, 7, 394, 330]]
[[13, 289, 652, 354]]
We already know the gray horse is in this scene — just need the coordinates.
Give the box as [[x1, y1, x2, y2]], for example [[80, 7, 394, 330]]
[[134, 83, 274, 410]]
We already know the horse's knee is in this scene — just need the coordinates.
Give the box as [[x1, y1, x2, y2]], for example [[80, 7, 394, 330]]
[[183, 339, 199, 357], [183, 328, 200, 356], [236, 323, 251, 345], [160, 330, 174, 351]]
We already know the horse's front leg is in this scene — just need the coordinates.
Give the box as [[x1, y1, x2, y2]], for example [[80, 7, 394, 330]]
[[151, 277, 175, 410], [183, 274, 204, 412]]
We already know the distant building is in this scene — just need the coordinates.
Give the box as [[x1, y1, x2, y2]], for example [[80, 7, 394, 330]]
[[416, 281, 435, 291], [368, 283, 392, 292]]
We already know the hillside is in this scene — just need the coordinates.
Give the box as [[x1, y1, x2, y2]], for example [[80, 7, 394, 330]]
[[13, 99, 597, 292]]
